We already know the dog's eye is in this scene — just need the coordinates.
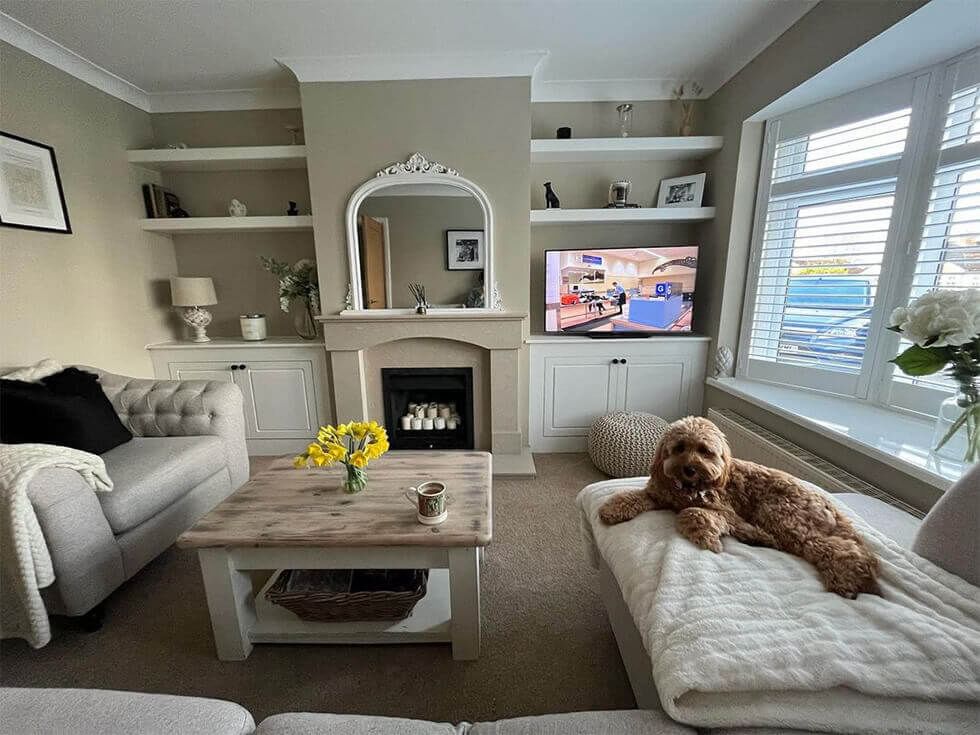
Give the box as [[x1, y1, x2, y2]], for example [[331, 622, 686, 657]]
[[699, 444, 714, 456], [673, 442, 685, 453]]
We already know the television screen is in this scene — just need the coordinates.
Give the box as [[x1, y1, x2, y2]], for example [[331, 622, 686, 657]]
[[544, 246, 698, 334]]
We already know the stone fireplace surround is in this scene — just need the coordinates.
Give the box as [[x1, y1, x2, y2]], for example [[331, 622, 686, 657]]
[[317, 311, 534, 477]]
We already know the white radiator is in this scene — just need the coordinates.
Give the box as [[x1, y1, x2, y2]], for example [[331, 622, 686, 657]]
[[707, 408, 923, 518]]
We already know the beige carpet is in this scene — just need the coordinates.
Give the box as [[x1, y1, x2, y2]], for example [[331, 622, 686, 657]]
[[0, 454, 636, 724]]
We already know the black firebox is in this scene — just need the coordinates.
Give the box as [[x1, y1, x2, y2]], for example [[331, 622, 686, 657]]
[[381, 367, 474, 450]]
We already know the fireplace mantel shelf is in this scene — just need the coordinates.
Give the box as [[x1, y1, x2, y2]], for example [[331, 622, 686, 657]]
[[320, 310, 527, 322]]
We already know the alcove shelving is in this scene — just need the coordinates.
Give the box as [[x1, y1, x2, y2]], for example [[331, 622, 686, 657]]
[[530, 206, 715, 226], [127, 145, 307, 172], [530, 136, 722, 163], [138, 215, 313, 234]]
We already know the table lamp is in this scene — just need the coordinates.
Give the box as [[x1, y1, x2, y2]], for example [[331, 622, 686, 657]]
[[170, 276, 217, 342]]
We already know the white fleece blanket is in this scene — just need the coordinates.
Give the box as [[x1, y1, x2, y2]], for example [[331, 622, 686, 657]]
[[0, 443, 112, 648], [578, 478, 980, 735]]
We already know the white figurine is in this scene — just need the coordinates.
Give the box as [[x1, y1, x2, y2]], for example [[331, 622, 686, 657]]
[[228, 198, 248, 217]]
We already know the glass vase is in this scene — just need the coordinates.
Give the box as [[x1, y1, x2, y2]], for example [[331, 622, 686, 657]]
[[341, 464, 368, 494], [932, 386, 980, 463], [293, 301, 318, 340]]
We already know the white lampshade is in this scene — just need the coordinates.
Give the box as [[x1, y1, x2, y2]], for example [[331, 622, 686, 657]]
[[170, 277, 217, 307]]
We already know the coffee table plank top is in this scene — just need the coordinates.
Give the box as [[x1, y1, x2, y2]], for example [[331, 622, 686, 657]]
[[178, 451, 492, 549]]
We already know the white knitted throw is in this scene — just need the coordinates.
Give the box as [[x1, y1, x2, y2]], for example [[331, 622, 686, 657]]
[[0, 443, 112, 648], [578, 478, 980, 734]]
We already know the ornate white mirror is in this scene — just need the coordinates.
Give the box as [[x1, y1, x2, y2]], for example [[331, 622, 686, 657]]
[[345, 153, 495, 312]]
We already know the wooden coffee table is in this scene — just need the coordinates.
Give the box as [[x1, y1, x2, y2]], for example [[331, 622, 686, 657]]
[[178, 450, 491, 661]]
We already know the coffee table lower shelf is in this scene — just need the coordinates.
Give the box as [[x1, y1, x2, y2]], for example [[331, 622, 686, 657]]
[[253, 569, 452, 645]]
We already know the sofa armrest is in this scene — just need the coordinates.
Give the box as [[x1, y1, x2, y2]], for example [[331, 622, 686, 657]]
[[89, 368, 249, 490], [27, 468, 125, 616]]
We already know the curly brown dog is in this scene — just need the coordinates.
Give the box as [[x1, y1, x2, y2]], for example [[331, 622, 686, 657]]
[[598, 416, 880, 598]]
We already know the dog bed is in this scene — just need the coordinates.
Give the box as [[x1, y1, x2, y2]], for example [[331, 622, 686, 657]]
[[577, 478, 980, 735]]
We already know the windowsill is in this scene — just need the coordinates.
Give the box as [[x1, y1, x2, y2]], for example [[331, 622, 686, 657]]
[[706, 377, 968, 491]]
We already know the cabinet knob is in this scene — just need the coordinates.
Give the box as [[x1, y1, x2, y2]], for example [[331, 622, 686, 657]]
[[611, 358, 620, 365], [621, 358, 628, 365], [238, 364, 247, 370], [230, 364, 239, 370]]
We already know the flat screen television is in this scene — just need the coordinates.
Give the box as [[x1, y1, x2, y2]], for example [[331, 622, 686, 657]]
[[544, 246, 698, 335]]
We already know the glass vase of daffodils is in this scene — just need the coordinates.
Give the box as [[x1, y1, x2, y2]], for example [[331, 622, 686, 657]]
[[294, 421, 390, 493]]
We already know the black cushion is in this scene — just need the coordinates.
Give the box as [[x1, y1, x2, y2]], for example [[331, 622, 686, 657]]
[[0, 368, 132, 454]]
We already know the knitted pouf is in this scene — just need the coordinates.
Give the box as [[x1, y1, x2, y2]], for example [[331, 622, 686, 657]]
[[588, 411, 669, 478]]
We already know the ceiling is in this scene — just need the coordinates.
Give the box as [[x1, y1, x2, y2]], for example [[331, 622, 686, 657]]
[[0, 0, 816, 111]]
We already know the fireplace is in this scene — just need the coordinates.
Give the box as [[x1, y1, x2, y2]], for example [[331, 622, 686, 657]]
[[382, 368, 474, 450]]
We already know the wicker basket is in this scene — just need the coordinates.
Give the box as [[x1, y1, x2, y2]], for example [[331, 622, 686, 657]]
[[265, 569, 428, 622]]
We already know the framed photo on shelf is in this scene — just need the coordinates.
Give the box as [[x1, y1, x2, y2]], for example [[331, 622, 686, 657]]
[[446, 229, 485, 270], [0, 131, 71, 233], [657, 172, 706, 208]]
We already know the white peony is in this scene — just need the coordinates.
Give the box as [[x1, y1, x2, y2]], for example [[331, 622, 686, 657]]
[[890, 288, 980, 348]]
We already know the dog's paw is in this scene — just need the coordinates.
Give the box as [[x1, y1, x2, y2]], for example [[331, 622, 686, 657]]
[[598, 503, 622, 525], [694, 534, 724, 553]]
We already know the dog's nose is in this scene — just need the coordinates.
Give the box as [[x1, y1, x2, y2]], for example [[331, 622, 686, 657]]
[[683, 465, 696, 478]]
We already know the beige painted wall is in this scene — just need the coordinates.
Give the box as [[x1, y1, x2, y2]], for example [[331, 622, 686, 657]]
[[360, 195, 483, 308], [145, 109, 315, 338], [532, 100, 704, 139], [301, 77, 531, 313], [363, 338, 491, 451], [0, 43, 177, 376]]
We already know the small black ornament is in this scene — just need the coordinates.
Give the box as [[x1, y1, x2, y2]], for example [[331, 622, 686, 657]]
[[556, 126, 572, 139], [544, 181, 561, 209], [286, 201, 299, 216]]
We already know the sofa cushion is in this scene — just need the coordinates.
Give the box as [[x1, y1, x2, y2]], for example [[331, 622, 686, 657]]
[[256, 713, 454, 735], [834, 493, 920, 548], [467, 710, 696, 734], [99, 436, 227, 533], [0, 687, 254, 735], [0, 368, 132, 454]]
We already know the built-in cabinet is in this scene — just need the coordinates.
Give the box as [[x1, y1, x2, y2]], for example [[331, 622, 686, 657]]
[[148, 339, 330, 455], [528, 336, 709, 452]]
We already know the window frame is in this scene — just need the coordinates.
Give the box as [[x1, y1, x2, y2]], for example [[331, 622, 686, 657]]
[[737, 49, 980, 419]]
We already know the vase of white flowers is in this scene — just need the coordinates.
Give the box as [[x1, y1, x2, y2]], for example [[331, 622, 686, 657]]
[[888, 289, 980, 462], [260, 257, 320, 340]]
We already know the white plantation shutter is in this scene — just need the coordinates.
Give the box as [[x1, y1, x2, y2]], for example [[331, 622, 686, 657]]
[[889, 69, 980, 414], [741, 83, 914, 396], [741, 49, 980, 414]]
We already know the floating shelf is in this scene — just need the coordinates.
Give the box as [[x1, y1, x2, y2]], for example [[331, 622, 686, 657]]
[[530, 207, 714, 226], [530, 136, 722, 163], [139, 216, 313, 234], [127, 145, 307, 172]]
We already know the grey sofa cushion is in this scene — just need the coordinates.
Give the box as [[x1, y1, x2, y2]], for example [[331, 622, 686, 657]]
[[466, 710, 695, 734], [912, 462, 980, 586], [256, 713, 455, 735], [0, 687, 254, 735], [834, 493, 920, 548], [99, 436, 227, 533]]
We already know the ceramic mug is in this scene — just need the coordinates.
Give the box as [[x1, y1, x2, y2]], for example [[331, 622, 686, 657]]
[[405, 481, 448, 525]]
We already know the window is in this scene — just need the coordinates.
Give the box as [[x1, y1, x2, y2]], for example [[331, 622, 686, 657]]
[[740, 49, 980, 416]]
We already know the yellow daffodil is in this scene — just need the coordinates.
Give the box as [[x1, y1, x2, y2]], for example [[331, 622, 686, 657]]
[[307, 443, 324, 457], [334, 423, 349, 437], [325, 442, 347, 462], [293, 455, 307, 468], [349, 450, 369, 468], [350, 422, 369, 440]]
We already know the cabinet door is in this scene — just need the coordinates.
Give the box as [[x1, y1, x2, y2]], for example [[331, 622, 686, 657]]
[[542, 356, 619, 438], [237, 360, 318, 439], [618, 358, 687, 420], [168, 361, 236, 383]]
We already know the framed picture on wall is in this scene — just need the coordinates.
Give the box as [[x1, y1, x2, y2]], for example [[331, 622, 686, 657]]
[[656, 172, 706, 209], [0, 131, 71, 233], [446, 229, 485, 270]]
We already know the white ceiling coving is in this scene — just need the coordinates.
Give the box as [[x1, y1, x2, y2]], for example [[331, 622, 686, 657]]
[[0, 0, 816, 112]]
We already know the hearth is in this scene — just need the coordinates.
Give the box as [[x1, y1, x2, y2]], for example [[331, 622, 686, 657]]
[[382, 367, 474, 450]]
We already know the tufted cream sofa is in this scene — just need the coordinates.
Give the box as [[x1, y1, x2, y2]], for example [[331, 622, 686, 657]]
[[28, 368, 249, 626]]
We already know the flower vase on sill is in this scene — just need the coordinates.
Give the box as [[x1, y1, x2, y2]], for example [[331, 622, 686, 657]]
[[888, 288, 980, 463], [260, 256, 320, 340], [293, 421, 390, 493]]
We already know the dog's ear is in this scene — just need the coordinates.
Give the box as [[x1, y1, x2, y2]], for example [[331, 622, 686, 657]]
[[648, 429, 672, 495], [714, 426, 733, 489]]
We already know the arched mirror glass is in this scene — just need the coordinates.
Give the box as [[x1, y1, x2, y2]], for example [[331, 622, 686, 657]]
[[345, 153, 494, 311]]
